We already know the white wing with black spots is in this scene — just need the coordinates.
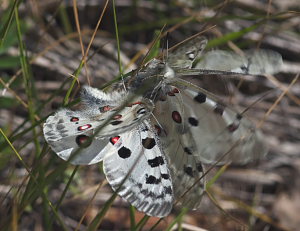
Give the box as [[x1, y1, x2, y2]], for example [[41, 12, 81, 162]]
[[152, 81, 267, 166], [181, 85, 267, 164], [103, 120, 174, 217], [151, 86, 205, 209]]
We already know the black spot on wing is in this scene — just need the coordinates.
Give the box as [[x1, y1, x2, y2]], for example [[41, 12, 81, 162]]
[[236, 113, 243, 120], [196, 163, 203, 172], [194, 93, 206, 103], [161, 174, 170, 179], [142, 137, 156, 149], [184, 147, 192, 155], [141, 126, 149, 132], [184, 165, 194, 177], [214, 104, 225, 115], [164, 186, 173, 195], [148, 156, 164, 167], [118, 146, 131, 158], [111, 120, 123, 126], [146, 175, 161, 184], [188, 117, 198, 126]]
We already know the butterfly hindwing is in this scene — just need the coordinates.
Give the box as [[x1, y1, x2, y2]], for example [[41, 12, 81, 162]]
[[43, 88, 154, 165], [152, 86, 205, 209], [103, 120, 173, 217]]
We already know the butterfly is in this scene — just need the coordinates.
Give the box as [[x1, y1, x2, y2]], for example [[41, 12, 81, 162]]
[[43, 36, 282, 217]]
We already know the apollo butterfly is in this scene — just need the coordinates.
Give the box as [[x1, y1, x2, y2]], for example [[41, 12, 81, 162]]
[[43, 36, 282, 217]]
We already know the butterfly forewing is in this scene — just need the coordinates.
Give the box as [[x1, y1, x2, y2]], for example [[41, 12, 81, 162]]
[[195, 49, 283, 75], [180, 85, 268, 164]]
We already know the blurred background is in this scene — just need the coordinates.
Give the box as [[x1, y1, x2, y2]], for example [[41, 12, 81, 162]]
[[0, 0, 300, 230]]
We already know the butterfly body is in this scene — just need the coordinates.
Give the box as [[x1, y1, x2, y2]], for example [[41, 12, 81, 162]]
[[44, 36, 282, 217]]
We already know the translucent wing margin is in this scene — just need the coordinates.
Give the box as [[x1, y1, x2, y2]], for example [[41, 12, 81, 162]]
[[169, 80, 268, 165], [195, 49, 283, 75]]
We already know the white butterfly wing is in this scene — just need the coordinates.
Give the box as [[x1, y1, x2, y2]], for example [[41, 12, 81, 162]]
[[103, 120, 173, 217], [152, 87, 205, 209], [195, 49, 283, 75], [182, 86, 267, 164], [155, 83, 267, 165], [43, 88, 153, 165]]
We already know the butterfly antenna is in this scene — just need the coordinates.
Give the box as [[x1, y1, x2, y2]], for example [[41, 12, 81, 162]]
[[162, 32, 169, 63], [165, 32, 169, 63]]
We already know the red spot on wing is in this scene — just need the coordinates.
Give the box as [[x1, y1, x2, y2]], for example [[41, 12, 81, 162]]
[[77, 124, 92, 131], [76, 135, 92, 147], [127, 101, 143, 107], [172, 111, 182, 123], [113, 114, 122, 120], [110, 136, 120, 145], [70, 117, 79, 122], [100, 105, 112, 112], [227, 123, 239, 132], [172, 88, 179, 93], [154, 125, 162, 136], [167, 88, 180, 96]]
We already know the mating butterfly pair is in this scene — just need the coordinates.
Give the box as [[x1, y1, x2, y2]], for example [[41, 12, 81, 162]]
[[43, 36, 282, 217]]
